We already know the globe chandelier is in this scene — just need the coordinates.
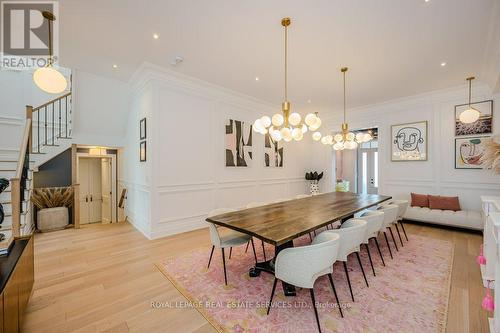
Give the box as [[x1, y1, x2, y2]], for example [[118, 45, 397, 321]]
[[253, 17, 322, 142], [33, 11, 67, 94], [458, 76, 480, 124], [320, 67, 372, 150]]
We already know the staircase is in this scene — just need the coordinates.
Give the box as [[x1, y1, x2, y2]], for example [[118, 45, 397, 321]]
[[0, 92, 73, 248]]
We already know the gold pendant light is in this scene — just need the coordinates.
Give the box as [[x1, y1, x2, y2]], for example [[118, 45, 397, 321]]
[[324, 67, 372, 150], [253, 17, 321, 142], [33, 11, 67, 94], [459, 76, 480, 124]]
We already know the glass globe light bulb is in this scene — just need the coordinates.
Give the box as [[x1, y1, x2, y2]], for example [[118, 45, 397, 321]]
[[253, 119, 264, 132], [301, 124, 308, 133], [272, 113, 284, 127], [459, 107, 480, 124], [271, 129, 282, 142], [363, 133, 372, 142], [312, 132, 322, 141], [321, 136, 328, 145], [260, 116, 272, 128], [305, 113, 317, 126], [355, 133, 364, 142], [288, 112, 301, 126], [334, 133, 343, 143], [346, 132, 355, 141], [281, 127, 292, 142]]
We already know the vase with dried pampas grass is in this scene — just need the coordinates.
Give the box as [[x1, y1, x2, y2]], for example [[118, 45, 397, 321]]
[[31, 187, 73, 209], [481, 135, 500, 173]]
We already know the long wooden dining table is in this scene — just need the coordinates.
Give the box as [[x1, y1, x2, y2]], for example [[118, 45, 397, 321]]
[[206, 191, 391, 296]]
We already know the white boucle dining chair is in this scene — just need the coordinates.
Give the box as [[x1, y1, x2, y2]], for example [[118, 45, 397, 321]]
[[384, 199, 409, 243], [267, 232, 343, 333], [245, 202, 269, 261], [206, 208, 258, 285], [375, 204, 400, 259], [358, 210, 385, 276], [325, 219, 368, 302]]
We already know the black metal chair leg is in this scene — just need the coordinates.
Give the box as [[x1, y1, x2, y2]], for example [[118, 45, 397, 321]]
[[261, 240, 267, 261], [364, 243, 376, 276], [245, 240, 250, 253], [400, 220, 409, 241], [207, 245, 215, 269], [267, 278, 278, 315], [343, 261, 355, 302], [395, 223, 404, 247], [388, 226, 399, 251], [355, 252, 369, 287], [328, 273, 343, 318], [383, 232, 394, 259], [221, 248, 228, 285], [309, 289, 322, 333], [309, 233, 313, 242], [373, 237, 386, 266], [229, 247, 233, 259], [250, 238, 258, 264]]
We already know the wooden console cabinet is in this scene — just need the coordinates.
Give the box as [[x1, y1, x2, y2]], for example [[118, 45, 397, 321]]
[[0, 236, 34, 333]]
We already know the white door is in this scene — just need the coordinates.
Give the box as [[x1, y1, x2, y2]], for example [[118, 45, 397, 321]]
[[79, 158, 90, 224], [357, 148, 379, 194], [101, 158, 112, 223], [79, 157, 102, 224]]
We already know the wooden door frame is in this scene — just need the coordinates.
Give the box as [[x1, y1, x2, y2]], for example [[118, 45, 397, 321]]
[[76, 153, 117, 223]]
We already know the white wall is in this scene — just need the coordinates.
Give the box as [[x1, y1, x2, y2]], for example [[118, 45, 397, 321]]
[[125, 64, 316, 239], [320, 84, 500, 211]]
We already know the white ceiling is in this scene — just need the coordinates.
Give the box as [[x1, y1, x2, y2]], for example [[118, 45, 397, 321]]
[[59, 0, 500, 112]]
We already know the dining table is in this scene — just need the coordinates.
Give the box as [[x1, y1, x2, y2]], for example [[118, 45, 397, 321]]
[[206, 191, 391, 296]]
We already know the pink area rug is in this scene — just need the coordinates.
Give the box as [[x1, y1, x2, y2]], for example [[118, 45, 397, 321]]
[[156, 234, 453, 333]]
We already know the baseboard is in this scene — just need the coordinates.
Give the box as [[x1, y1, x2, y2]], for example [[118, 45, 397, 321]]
[[402, 219, 483, 234]]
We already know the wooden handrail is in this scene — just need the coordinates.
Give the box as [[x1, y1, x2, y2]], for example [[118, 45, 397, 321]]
[[14, 118, 31, 179], [32, 92, 71, 111]]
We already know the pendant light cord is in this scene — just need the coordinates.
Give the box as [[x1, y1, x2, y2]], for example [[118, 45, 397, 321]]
[[343, 69, 346, 123], [284, 24, 288, 102], [47, 17, 53, 66], [468, 78, 472, 106]]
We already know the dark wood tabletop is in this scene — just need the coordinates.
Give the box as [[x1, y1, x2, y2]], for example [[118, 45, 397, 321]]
[[206, 192, 391, 246]]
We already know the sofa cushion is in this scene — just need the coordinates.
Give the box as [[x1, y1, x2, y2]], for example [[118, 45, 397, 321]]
[[428, 195, 461, 211], [411, 193, 429, 207]]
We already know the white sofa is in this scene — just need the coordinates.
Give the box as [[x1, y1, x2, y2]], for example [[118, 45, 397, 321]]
[[404, 206, 483, 230]]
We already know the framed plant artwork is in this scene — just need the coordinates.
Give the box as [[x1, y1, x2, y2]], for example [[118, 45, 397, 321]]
[[140, 141, 146, 162], [455, 136, 490, 169], [455, 100, 493, 136], [391, 121, 428, 161], [140, 118, 147, 140]]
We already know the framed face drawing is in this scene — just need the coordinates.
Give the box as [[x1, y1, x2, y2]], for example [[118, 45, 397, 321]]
[[455, 136, 489, 169], [391, 121, 428, 161]]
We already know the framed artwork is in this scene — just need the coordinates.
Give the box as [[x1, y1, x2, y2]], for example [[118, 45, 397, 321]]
[[140, 141, 146, 162], [140, 118, 147, 140], [455, 100, 493, 136], [225, 119, 252, 167], [455, 136, 489, 169], [391, 121, 428, 161], [264, 133, 283, 167]]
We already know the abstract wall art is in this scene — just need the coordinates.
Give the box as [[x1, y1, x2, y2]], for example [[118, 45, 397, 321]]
[[455, 136, 490, 169], [391, 121, 428, 161], [225, 119, 252, 167], [264, 133, 283, 167], [455, 100, 493, 136]]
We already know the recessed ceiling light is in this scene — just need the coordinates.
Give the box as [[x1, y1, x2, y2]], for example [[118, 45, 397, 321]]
[[307, 99, 312, 104], [425, 0, 430, 2], [112, 64, 118, 69], [440, 62, 447, 67], [153, 33, 159, 39], [255, 77, 260, 81]]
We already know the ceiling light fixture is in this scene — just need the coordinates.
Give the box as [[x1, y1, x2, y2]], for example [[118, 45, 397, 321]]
[[440, 62, 447, 67], [33, 11, 67, 94], [255, 77, 260, 81], [153, 33, 159, 39], [459, 76, 481, 124], [112, 64, 118, 69], [324, 67, 372, 150], [253, 17, 321, 142]]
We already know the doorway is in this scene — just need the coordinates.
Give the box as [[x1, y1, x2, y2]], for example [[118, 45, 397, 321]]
[[77, 155, 116, 224], [357, 147, 379, 194]]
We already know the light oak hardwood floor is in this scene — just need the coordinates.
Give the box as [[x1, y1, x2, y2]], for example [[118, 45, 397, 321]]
[[22, 221, 489, 333]]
